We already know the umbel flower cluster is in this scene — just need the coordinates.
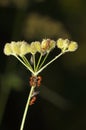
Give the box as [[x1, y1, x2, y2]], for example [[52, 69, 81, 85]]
[[4, 38, 78, 130], [4, 38, 78, 76]]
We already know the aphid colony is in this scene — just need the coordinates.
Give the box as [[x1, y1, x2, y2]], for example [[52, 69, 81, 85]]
[[29, 75, 42, 105]]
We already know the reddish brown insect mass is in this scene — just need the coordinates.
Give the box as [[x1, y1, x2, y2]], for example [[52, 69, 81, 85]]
[[29, 75, 42, 87], [37, 76, 42, 87], [30, 96, 36, 105], [29, 75, 42, 105]]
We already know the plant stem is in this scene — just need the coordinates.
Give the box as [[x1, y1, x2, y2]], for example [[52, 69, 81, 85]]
[[20, 86, 34, 130], [22, 56, 33, 71], [35, 54, 42, 71], [14, 55, 34, 74], [38, 53, 49, 70], [33, 54, 36, 71], [35, 52, 64, 75]]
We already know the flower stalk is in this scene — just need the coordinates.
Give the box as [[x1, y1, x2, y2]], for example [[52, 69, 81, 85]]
[[36, 51, 64, 75], [20, 86, 34, 130], [3, 38, 78, 130]]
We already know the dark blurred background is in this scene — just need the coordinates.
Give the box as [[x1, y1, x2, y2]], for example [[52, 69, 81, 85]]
[[0, 0, 86, 130]]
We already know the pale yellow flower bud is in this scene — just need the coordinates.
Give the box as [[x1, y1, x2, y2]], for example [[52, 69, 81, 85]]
[[30, 41, 41, 55], [4, 43, 12, 55], [34, 41, 41, 53], [57, 38, 64, 49], [41, 39, 55, 53], [57, 38, 69, 52], [11, 41, 21, 55], [68, 41, 78, 52], [20, 42, 30, 56], [48, 40, 55, 51], [30, 42, 37, 55]]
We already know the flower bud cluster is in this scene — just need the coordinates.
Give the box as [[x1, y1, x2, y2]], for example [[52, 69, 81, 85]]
[[30, 41, 41, 55], [57, 38, 78, 52], [4, 38, 78, 56], [4, 41, 30, 56], [4, 39, 56, 56], [41, 39, 55, 53]]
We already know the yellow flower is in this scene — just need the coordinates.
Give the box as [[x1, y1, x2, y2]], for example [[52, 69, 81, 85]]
[[4, 43, 12, 55], [56, 38, 64, 49], [68, 41, 78, 52], [4, 41, 31, 56], [41, 39, 55, 53], [30, 41, 41, 55], [57, 38, 69, 52], [34, 41, 41, 53], [4, 39, 78, 58], [11, 41, 22, 55], [20, 42, 30, 56]]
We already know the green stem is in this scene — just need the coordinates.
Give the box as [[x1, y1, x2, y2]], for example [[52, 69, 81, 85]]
[[14, 55, 34, 74], [35, 54, 42, 71], [38, 53, 49, 70], [22, 56, 33, 71], [33, 54, 36, 71], [35, 52, 64, 75], [20, 86, 34, 130]]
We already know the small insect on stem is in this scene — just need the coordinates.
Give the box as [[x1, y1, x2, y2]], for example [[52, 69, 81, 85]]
[[37, 76, 42, 87], [31, 91, 40, 97], [29, 75, 42, 105], [30, 96, 37, 105], [30, 90, 40, 105], [29, 75, 42, 87]]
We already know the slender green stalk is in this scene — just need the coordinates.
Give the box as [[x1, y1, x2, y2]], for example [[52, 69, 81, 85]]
[[38, 53, 49, 70], [33, 54, 36, 71], [35, 52, 64, 75], [35, 54, 42, 71], [20, 86, 34, 130], [22, 56, 33, 71], [14, 55, 34, 74]]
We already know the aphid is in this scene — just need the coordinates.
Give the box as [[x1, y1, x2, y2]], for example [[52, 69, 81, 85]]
[[30, 90, 39, 105], [29, 75, 42, 87], [29, 76, 37, 87], [30, 96, 36, 105], [37, 76, 42, 87], [29, 75, 42, 105], [31, 91, 40, 97]]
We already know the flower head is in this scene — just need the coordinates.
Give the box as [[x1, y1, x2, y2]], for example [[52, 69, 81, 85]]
[[4, 43, 12, 56], [3, 38, 78, 130], [4, 41, 30, 56], [30, 41, 41, 55], [20, 43, 30, 56], [57, 38, 69, 52], [4, 38, 78, 75], [41, 39, 55, 54], [11, 41, 22, 55], [68, 41, 78, 52], [57, 38, 78, 52]]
